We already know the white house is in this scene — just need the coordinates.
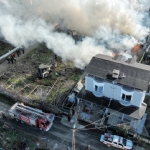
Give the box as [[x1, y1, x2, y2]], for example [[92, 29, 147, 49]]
[[77, 54, 149, 134]]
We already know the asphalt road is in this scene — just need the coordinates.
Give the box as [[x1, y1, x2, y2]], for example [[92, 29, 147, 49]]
[[0, 101, 118, 150]]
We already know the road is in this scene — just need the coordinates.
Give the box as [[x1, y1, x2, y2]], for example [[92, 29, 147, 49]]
[[0, 101, 118, 150]]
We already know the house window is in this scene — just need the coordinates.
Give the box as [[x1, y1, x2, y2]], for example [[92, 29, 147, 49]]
[[122, 94, 132, 102], [95, 85, 98, 91], [95, 85, 103, 93], [122, 94, 125, 99], [98, 86, 103, 93]]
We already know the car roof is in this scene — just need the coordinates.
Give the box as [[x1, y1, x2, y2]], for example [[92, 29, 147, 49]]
[[126, 139, 133, 148], [113, 135, 124, 144], [113, 135, 119, 143]]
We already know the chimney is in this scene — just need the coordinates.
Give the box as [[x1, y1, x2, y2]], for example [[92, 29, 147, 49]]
[[112, 69, 120, 79]]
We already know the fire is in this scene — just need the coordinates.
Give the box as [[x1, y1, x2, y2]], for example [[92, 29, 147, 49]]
[[132, 44, 142, 53], [112, 52, 116, 57]]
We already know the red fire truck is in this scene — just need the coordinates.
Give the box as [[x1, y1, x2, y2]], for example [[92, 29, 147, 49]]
[[9, 102, 55, 131]]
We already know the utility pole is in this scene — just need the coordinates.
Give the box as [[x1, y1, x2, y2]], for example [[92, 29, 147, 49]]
[[71, 106, 80, 150], [86, 145, 90, 150], [72, 129, 75, 150]]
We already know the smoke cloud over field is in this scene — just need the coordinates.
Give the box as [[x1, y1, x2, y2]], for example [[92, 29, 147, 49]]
[[0, 0, 150, 68]]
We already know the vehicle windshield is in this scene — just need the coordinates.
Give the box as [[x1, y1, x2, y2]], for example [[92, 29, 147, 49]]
[[49, 115, 54, 121], [45, 121, 50, 126], [123, 138, 126, 146]]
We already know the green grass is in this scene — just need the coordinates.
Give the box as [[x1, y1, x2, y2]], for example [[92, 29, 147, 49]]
[[68, 74, 81, 83]]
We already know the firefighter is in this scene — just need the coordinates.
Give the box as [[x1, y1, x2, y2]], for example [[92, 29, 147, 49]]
[[10, 53, 15, 59], [16, 49, 21, 57], [22, 47, 25, 54], [54, 54, 57, 60], [13, 57, 16, 63], [10, 53, 16, 63], [6, 56, 11, 64]]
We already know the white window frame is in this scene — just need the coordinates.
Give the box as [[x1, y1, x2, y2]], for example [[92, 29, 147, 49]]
[[122, 93, 132, 102], [95, 85, 103, 94], [93, 80, 104, 97], [120, 89, 133, 103]]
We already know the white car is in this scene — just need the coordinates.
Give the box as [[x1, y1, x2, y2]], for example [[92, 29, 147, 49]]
[[100, 133, 133, 150]]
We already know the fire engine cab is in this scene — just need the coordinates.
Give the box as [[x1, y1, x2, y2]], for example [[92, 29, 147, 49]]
[[100, 133, 133, 150], [9, 102, 55, 131]]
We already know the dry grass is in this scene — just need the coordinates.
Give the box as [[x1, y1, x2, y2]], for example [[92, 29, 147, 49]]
[[0, 43, 82, 105]]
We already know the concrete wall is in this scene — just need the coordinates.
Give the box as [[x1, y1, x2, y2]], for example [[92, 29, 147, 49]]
[[85, 75, 145, 107]]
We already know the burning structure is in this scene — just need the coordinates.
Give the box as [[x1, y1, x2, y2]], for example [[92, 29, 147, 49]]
[[0, 0, 150, 68]]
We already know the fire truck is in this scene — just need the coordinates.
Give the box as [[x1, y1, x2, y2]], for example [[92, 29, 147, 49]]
[[100, 133, 133, 150], [9, 102, 55, 131]]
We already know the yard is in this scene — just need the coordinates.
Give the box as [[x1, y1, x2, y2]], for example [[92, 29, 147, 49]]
[[0, 43, 82, 113]]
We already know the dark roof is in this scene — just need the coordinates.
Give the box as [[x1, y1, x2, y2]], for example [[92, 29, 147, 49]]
[[77, 88, 146, 119], [85, 54, 150, 91]]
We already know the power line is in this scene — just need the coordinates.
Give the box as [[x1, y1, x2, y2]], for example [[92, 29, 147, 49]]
[[75, 106, 127, 131], [75, 114, 150, 133]]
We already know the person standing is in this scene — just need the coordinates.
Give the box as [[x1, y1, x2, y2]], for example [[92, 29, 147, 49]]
[[22, 47, 25, 54], [16, 49, 21, 57], [6, 56, 11, 64], [10, 53, 15, 64], [10, 56, 14, 64], [13, 57, 16, 63], [54, 54, 57, 60]]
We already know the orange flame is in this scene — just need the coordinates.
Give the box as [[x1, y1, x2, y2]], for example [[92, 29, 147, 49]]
[[132, 44, 142, 53]]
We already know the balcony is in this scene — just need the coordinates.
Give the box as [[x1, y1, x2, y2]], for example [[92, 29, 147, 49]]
[[119, 99, 131, 107], [93, 91, 103, 97]]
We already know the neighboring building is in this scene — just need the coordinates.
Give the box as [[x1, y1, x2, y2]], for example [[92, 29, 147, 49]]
[[77, 54, 150, 134]]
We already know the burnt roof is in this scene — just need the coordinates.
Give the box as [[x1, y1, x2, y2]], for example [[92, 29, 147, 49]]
[[77, 88, 146, 119], [85, 54, 150, 91]]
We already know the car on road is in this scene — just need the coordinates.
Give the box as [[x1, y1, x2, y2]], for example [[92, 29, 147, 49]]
[[100, 133, 133, 150]]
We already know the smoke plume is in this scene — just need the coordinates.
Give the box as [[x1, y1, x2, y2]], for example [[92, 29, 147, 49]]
[[0, 0, 150, 68]]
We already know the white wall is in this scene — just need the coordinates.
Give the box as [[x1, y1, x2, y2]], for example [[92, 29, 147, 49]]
[[85, 75, 145, 107]]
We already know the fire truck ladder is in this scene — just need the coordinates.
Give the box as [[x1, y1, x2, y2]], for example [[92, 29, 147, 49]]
[[16, 104, 45, 118]]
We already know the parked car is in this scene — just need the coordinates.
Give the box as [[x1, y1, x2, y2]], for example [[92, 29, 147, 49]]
[[100, 133, 133, 150]]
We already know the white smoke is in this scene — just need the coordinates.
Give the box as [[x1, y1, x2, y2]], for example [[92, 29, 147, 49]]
[[0, 0, 150, 68]]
